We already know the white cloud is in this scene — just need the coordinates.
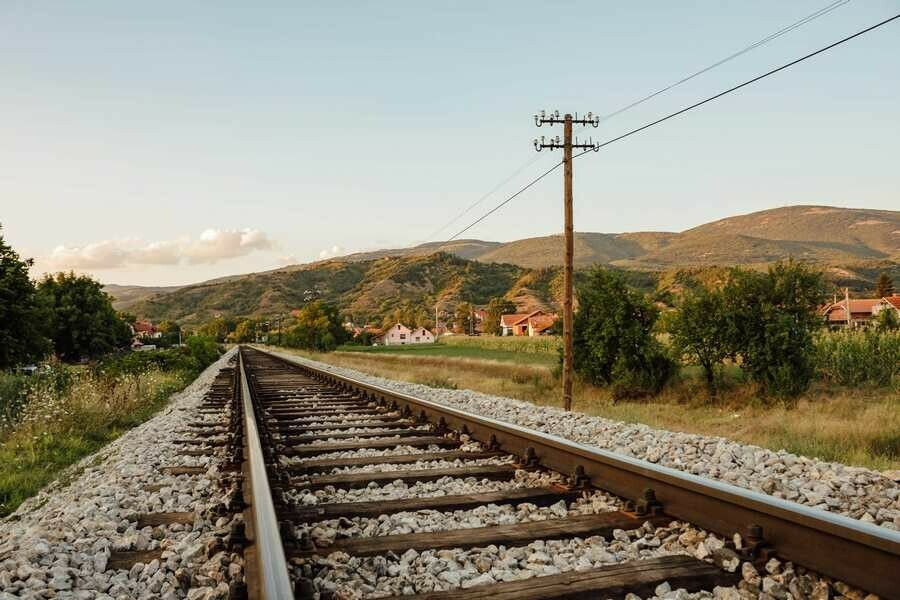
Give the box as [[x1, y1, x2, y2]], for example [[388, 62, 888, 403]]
[[43, 228, 276, 270], [318, 245, 344, 259]]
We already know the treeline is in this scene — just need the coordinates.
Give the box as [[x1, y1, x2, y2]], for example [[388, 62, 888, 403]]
[[573, 261, 899, 401]]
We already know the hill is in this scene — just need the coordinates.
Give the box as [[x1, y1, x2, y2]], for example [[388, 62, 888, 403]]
[[120, 253, 560, 327], [110, 205, 899, 325]]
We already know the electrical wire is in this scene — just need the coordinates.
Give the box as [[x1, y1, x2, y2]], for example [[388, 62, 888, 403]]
[[421, 0, 851, 244], [442, 12, 900, 246]]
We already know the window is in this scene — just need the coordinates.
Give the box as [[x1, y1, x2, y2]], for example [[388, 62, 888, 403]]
[[400, 334, 406, 339]]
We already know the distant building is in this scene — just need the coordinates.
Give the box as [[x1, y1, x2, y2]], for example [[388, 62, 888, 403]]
[[381, 323, 412, 345], [500, 310, 557, 336], [133, 321, 162, 340], [821, 295, 900, 327], [409, 327, 435, 344], [379, 323, 435, 345]]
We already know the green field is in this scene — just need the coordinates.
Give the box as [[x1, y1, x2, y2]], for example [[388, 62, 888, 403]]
[[337, 338, 558, 368]]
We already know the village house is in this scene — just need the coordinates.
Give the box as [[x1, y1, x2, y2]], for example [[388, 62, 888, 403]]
[[409, 327, 435, 344], [133, 320, 162, 340], [378, 323, 436, 345], [500, 310, 558, 336], [821, 295, 900, 327]]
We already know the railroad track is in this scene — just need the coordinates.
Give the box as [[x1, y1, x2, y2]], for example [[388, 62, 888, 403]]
[[230, 345, 899, 599]]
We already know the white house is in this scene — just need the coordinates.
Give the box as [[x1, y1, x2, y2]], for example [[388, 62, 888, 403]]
[[409, 327, 435, 344], [381, 323, 412, 345]]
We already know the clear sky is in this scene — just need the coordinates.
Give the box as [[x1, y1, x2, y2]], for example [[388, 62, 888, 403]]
[[2, 1, 898, 286]]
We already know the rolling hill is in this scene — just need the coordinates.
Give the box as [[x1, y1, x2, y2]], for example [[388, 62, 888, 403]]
[[109, 205, 899, 325]]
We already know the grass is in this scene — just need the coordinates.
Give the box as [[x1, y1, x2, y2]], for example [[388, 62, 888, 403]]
[[336, 339, 558, 368], [273, 344, 900, 472], [0, 367, 191, 517]]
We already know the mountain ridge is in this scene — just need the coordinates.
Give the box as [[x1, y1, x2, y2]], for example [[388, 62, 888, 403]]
[[107, 205, 899, 324]]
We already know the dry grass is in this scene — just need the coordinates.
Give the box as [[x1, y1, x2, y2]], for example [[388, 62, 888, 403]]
[[280, 348, 900, 472]]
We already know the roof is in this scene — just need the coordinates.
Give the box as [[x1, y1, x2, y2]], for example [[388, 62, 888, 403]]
[[133, 321, 156, 333], [410, 327, 434, 335], [528, 314, 557, 333], [822, 298, 881, 322], [508, 310, 546, 327], [501, 313, 532, 327], [883, 295, 900, 310]]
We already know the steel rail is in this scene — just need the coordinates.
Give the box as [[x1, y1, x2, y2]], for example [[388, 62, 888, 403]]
[[238, 350, 294, 600], [255, 346, 900, 599]]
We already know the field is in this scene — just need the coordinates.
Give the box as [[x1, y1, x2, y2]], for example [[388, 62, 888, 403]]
[[284, 335, 900, 472]]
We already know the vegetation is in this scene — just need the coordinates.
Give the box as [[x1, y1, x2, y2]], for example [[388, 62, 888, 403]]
[[0, 338, 220, 516], [815, 329, 900, 388], [666, 283, 729, 390], [573, 268, 674, 400], [721, 261, 824, 399], [0, 225, 51, 370], [875, 272, 895, 298], [482, 297, 517, 336], [37, 272, 133, 361], [284, 301, 348, 352], [454, 302, 473, 334]]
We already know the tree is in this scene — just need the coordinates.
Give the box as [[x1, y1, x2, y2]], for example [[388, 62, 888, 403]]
[[721, 260, 824, 399], [666, 283, 729, 390], [156, 320, 181, 346], [284, 301, 348, 351], [230, 320, 255, 343], [483, 297, 516, 336], [37, 272, 132, 361], [198, 317, 234, 342], [0, 226, 50, 369], [454, 302, 472, 334], [875, 272, 895, 298], [874, 307, 900, 331], [573, 268, 674, 399]]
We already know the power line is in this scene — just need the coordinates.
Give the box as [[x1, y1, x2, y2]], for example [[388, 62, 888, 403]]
[[422, 0, 851, 244], [444, 12, 899, 244], [572, 11, 900, 161]]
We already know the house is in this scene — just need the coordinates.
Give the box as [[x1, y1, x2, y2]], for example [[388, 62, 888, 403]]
[[133, 321, 162, 340], [409, 327, 435, 344], [381, 323, 412, 345], [820, 296, 897, 327], [500, 310, 557, 336]]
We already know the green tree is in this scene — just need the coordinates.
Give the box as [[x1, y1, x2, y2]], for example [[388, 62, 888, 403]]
[[37, 272, 132, 361], [875, 272, 895, 298], [573, 268, 674, 399], [666, 283, 729, 390], [721, 260, 824, 399], [874, 307, 900, 331], [483, 297, 516, 336], [454, 302, 473, 334], [198, 317, 234, 342], [0, 226, 51, 369], [284, 301, 348, 351]]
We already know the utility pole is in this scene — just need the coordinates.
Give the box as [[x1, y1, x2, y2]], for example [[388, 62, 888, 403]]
[[534, 110, 600, 411]]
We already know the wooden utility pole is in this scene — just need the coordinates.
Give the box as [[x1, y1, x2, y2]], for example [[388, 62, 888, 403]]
[[534, 110, 599, 411]]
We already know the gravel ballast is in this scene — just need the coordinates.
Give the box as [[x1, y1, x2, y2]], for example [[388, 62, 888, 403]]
[[271, 351, 900, 531], [0, 349, 242, 600]]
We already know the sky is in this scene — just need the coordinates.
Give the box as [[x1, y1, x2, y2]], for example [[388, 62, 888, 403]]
[[1, 1, 898, 286]]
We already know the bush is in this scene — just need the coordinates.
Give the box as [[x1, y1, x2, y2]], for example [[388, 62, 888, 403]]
[[573, 268, 675, 398], [815, 329, 900, 388]]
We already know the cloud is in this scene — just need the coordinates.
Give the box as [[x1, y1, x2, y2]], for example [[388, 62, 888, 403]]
[[318, 245, 345, 259], [43, 228, 276, 270]]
